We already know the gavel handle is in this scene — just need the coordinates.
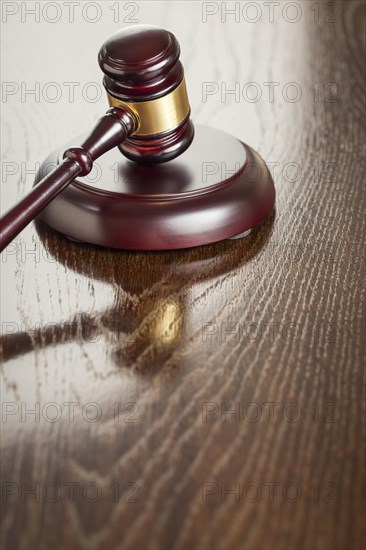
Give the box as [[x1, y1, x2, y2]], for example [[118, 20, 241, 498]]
[[0, 107, 135, 252]]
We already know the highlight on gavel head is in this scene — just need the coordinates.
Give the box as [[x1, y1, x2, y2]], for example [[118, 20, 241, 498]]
[[98, 25, 194, 164]]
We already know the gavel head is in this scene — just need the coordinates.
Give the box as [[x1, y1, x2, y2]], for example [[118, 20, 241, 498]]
[[98, 25, 194, 164]]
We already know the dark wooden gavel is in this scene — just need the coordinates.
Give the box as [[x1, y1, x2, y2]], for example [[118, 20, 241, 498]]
[[0, 25, 194, 251]]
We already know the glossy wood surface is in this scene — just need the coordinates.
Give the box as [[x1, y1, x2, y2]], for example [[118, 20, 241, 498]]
[[1, 2, 365, 549]]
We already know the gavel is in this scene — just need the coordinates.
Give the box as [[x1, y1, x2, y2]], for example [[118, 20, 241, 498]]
[[0, 25, 275, 252]]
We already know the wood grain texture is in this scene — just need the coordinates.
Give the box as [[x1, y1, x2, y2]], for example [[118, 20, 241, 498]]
[[1, 2, 365, 549]]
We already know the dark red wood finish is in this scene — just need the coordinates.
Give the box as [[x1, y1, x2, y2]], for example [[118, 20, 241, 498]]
[[120, 120, 194, 165], [34, 125, 275, 250], [0, 25, 275, 252], [0, 26, 196, 251], [0, 107, 134, 252], [99, 25, 183, 100], [99, 25, 194, 163]]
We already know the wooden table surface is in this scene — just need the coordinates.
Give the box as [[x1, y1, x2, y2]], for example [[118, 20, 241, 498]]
[[1, 2, 365, 549]]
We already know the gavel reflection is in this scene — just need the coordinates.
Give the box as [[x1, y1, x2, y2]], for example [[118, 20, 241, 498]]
[[0, 25, 194, 251], [1, 215, 274, 371]]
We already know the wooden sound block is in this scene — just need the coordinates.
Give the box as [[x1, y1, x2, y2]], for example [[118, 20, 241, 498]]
[[34, 125, 275, 250]]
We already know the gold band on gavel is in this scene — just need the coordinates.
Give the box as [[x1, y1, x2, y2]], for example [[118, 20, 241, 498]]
[[107, 78, 190, 137]]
